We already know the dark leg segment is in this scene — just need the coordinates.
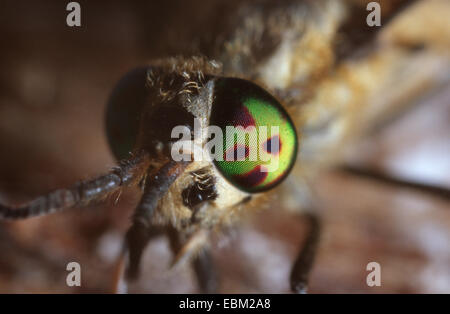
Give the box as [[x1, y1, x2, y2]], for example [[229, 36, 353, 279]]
[[341, 165, 450, 201], [193, 249, 219, 294], [167, 225, 218, 294], [124, 222, 164, 280], [0, 153, 150, 220], [290, 212, 321, 294], [125, 160, 190, 280]]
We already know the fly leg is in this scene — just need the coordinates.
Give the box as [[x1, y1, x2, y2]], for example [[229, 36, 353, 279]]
[[192, 247, 219, 294], [167, 226, 217, 293], [341, 165, 450, 201], [290, 211, 321, 294], [124, 160, 190, 281]]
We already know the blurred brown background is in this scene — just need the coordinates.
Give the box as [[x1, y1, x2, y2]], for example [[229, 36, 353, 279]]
[[0, 0, 449, 293]]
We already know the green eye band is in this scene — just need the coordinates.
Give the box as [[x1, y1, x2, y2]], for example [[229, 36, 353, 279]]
[[210, 77, 298, 193]]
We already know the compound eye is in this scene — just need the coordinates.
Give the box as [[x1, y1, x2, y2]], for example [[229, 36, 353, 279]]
[[210, 78, 298, 193]]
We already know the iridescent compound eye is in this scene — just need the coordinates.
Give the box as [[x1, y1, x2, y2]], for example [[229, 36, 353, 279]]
[[210, 78, 298, 193]]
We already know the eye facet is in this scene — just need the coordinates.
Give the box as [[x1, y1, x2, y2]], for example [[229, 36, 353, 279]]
[[210, 77, 298, 193]]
